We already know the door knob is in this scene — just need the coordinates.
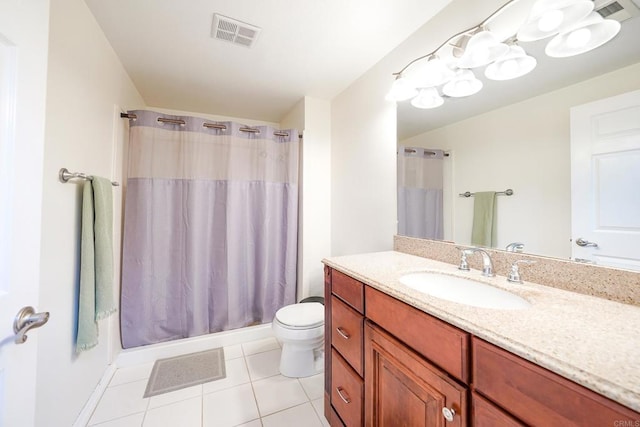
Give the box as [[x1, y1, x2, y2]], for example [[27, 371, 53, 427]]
[[576, 237, 598, 247], [13, 306, 49, 344]]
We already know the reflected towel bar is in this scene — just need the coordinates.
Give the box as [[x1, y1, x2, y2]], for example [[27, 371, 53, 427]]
[[59, 168, 119, 186], [459, 189, 513, 197]]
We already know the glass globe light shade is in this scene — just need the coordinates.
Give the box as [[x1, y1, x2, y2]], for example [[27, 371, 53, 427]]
[[411, 88, 444, 109], [442, 69, 483, 97], [457, 31, 509, 69], [545, 12, 621, 57], [485, 45, 537, 80], [405, 57, 455, 88], [385, 76, 418, 102], [518, 0, 593, 41]]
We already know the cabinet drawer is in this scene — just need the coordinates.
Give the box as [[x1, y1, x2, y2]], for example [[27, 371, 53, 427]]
[[331, 296, 364, 376], [332, 269, 364, 313], [472, 392, 524, 427], [332, 349, 363, 427], [365, 286, 470, 383], [473, 337, 640, 426]]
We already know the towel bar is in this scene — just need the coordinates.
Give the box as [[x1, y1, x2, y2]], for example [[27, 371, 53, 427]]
[[459, 189, 513, 197], [59, 168, 119, 186]]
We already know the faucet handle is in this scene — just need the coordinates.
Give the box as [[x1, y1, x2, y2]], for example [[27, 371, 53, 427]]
[[455, 247, 470, 271], [507, 260, 536, 283]]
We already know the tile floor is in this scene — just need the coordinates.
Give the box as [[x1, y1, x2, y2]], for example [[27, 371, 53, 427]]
[[87, 336, 329, 427]]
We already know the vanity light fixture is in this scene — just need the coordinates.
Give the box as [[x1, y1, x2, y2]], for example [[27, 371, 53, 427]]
[[517, 0, 594, 41], [485, 45, 537, 80], [545, 11, 621, 57], [456, 30, 510, 68], [388, 0, 622, 109], [411, 87, 445, 109], [442, 69, 483, 97]]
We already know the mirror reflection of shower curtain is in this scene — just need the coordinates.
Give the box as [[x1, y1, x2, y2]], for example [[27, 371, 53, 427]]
[[398, 147, 444, 240], [120, 110, 299, 348]]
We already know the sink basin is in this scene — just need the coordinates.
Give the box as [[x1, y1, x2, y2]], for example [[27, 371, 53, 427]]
[[399, 272, 531, 310]]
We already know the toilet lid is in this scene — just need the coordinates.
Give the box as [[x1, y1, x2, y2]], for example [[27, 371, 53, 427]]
[[275, 303, 324, 328]]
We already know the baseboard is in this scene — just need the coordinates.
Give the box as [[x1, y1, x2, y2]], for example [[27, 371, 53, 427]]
[[116, 323, 274, 368], [73, 364, 117, 427]]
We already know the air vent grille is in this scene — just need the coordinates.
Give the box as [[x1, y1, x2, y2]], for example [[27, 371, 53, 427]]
[[593, 0, 640, 21], [211, 14, 261, 48], [597, 1, 624, 17]]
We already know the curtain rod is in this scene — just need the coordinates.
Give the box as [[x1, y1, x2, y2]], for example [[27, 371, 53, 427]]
[[120, 113, 302, 138]]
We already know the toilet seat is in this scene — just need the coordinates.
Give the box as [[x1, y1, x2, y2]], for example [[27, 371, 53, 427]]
[[275, 302, 324, 329]]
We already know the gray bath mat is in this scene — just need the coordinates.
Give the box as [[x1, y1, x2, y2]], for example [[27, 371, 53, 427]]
[[144, 347, 226, 397]]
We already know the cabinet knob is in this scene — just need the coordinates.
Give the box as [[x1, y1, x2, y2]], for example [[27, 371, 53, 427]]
[[442, 407, 455, 422]]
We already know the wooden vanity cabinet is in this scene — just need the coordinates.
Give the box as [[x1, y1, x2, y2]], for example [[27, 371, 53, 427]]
[[324, 266, 639, 427], [325, 266, 469, 426], [365, 322, 467, 427], [326, 267, 365, 427], [472, 337, 640, 426]]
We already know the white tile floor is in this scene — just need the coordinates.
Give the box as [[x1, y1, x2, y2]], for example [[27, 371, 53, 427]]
[[87, 337, 329, 427]]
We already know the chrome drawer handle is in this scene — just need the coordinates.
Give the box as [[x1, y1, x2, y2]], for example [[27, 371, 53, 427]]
[[336, 327, 350, 340], [336, 387, 351, 404]]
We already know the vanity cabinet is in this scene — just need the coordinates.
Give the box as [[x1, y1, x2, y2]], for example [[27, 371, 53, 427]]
[[365, 321, 467, 426], [324, 266, 640, 427], [472, 337, 640, 426]]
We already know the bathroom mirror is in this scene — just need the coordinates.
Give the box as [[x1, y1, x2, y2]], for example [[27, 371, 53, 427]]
[[396, 12, 640, 262]]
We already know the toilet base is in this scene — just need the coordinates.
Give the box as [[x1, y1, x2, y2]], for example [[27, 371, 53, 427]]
[[279, 342, 324, 378]]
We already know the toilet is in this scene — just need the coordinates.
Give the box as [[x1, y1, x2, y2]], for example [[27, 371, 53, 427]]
[[272, 301, 325, 378]]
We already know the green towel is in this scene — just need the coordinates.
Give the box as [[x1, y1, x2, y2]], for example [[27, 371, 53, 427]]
[[471, 191, 497, 247], [76, 177, 116, 353]]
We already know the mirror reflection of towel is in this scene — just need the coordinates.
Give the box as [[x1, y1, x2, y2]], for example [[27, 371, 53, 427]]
[[471, 191, 497, 247]]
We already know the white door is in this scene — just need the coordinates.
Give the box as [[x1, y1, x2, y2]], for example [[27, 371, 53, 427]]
[[0, 1, 50, 426], [570, 89, 640, 271]]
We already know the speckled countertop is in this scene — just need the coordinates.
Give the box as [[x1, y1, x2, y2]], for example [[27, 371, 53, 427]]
[[323, 251, 640, 413]]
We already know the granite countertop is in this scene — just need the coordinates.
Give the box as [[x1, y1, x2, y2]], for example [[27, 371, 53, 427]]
[[322, 251, 640, 413]]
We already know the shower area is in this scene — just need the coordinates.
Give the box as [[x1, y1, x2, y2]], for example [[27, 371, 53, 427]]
[[120, 110, 300, 349], [397, 146, 447, 240]]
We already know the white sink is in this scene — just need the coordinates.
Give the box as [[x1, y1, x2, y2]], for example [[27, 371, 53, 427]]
[[399, 272, 531, 310]]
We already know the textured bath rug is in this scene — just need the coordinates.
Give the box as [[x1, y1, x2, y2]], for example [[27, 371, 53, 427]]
[[143, 347, 226, 397]]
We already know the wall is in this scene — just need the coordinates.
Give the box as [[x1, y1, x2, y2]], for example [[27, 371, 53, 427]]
[[401, 62, 640, 259], [36, 0, 144, 424], [329, 0, 492, 256], [282, 97, 332, 299]]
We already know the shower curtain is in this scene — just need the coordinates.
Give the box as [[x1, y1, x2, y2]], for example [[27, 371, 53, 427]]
[[120, 110, 299, 348], [397, 147, 444, 240]]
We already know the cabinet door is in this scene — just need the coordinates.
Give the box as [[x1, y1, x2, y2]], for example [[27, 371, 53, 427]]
[[365, 322, 468, 427]]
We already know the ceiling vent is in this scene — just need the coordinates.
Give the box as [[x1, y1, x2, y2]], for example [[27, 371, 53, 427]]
[[593, 0, 640, 22], [211, 14, 261, 48]]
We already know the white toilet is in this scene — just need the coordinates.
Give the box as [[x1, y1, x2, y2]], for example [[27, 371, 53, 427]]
[[272, 302, 325, 378]]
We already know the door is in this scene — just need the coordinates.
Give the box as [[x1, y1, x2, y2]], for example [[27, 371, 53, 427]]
[[0, 1, 50, 426], [570, 90, 640, 271], [365, 323, 467, 427]]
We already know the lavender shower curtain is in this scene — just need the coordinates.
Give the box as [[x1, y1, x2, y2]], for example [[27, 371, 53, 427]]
[[397, 147, 444, 240], [120, 110, 299, 348]]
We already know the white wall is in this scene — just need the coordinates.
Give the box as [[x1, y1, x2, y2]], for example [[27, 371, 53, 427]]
[[36, 0, 144, 424], [282, 97, 332, 299], [402, 62, 640, 259], [329, 0, 474, 256]]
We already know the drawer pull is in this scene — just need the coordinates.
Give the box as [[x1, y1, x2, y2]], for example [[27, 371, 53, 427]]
[[336, 327, 350, 340], [442, 407, 456, 422], [336, 387, 351, 404]]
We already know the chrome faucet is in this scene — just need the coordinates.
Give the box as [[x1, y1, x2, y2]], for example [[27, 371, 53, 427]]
[[507, 260, 536, 283], [505, 242, 525, 253], [462, 248, 495, 277]]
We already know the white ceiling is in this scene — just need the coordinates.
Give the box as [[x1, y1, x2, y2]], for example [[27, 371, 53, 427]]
[[85, 0, 451, 122]]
